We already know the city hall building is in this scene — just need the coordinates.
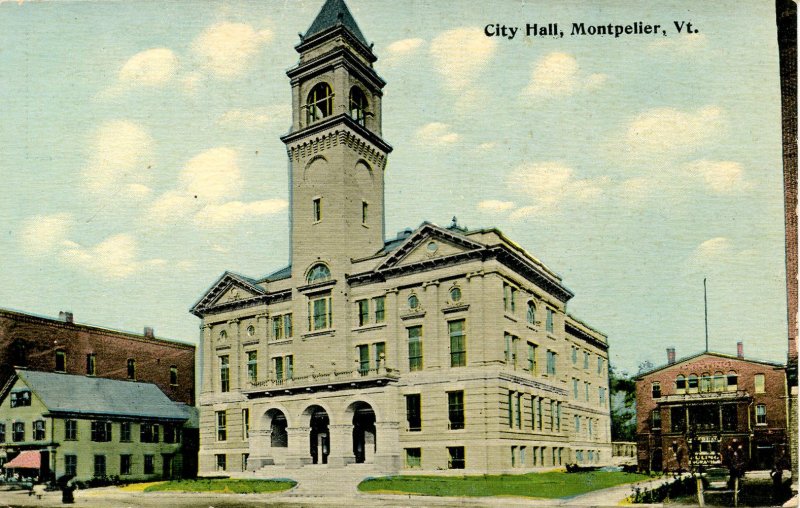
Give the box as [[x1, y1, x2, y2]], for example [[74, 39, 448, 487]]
[[193, 0, 611, 474]]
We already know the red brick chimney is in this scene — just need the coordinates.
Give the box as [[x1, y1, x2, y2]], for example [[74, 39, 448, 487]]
[[737, 341, 744, 359], [667, 348, 676, 365], [58, 311, 73, 324], [144, 327, 154, 338]]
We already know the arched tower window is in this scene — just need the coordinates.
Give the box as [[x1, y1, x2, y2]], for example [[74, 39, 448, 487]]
[[675, 374, 686, 393], [306, 82, 333, 124], [349, 86, 368, 126], [306, 263, 331, 284]]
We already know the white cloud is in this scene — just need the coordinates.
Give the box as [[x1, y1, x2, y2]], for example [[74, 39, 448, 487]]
[[61, 233, 165, 279], [387, 38, 425, 56], [683, 160, 748, 194], [194, 199, 288, 227], [19, 213, 74, 256], [179, 147, 242, 203], [147, 190, 196, 223], [524, 52, 607, 98], [430, 28, 496, 91], [477, 200, 516, 213], [415, 122, 459, 145], [118, 48, 178, 87], [506, 162, 607, 216], [192, 22, 273, 79], [218, 106, 290, 129], [477, 141, 497, 151], [82, 120, 154, 197], [625, 106, 725, 156], [694, 237, 732, 259]]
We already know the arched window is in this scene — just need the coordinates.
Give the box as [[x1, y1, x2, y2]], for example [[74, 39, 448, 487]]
[[349, 86, 368, 126], [726, 371, 738, 391], [306, 263, 331, 284], [713, 371, 725, 392], [687, 374, 698, 392], [527, 301, 537, 324], [700, 373, 711, 392], [306, 82, 333, 124], [675, 374, 686, 393]]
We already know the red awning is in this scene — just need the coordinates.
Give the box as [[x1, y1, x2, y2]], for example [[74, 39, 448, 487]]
[[4, 451, 41, 469]]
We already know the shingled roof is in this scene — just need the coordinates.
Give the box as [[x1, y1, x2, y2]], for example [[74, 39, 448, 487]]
[[304, 0, 368, 46]]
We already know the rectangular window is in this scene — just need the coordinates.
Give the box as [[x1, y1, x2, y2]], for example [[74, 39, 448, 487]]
[[358, 344, 370, 375], [127, 358, 136, 380], [308, 295, 332, 330], [585, 381, 590, 402], [120, 421, 131, 442], [242, 408, 249, 439], [55, 350, 66, 372], [362, 201, 368, 225], [374, 342, 385, 367], [408, 326, 423, 371], [120, 455, 132, 475], [549, 400, 555, 430], [33, 420, 45, 440], [546, 351, 557, 375], [546, 308, 554, 333], [405, 394, 421, 431], [143, 454, 154, 475], [405, 448, 421, 468], [10, 390, 31, 408], [530, 395, 536, 430], [516, 393, 522, 429], [286, 355, 293, 380], [527, 343, 538, 373], [216, 411, 227, 441], [504, 334, 518, 367], [12, 422, 24, 442], [572, 346, 578, 364], [755, 404, 767, 425], [163, 424, 180, 444], [86, 353, 96, 375], [597, 357, 604, 374], [574, 415, 581, 433], [219, 355, 230, 392], [556, 402, 562, 431], [652, 409, 662, 429], [247, 351, 258, 384], [508, 391, 514, 428], [169, 366, 178, 386], [215, 454, 226, 472], [357, 299, 369, 326], [754, 374, 765, 393], [537, 397, 543, 430], [65, 455, 77, 477], [0, 423, 6, 442], [272, 316, 283, 340], [652, 383, 661, 398], [447, 446, 465, 469], [583, 351, 589, 369], [373, 296, 385, 323], [93, 455, 106, 477], [599, 387, 606, 406], [671, 407, 686, 432], [284, 314, 293, 338], [588, 418, 594, 438], [447, 391, 465, 430], [140, 423, 159, 443], [449, 320, 466, 367], [242, 453, 249, 472], [90, 421, 111, 442], [65, 420, 78, 440], [274, 356, 283, 381], [313, 197, 321, 222], [573, 378, 579, 398], [503, 283, 510, 312]]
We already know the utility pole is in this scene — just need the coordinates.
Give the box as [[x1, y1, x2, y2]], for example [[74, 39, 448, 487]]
[[704, 278, 709, 352]]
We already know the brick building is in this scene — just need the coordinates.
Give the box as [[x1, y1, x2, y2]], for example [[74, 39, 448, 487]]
[[0, 308, 195, 406], [635, 345, 789, 472]]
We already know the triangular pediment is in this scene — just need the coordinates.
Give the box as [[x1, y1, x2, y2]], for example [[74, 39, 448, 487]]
[[190, 271, 265, 316], [376, 223, 485, 272]]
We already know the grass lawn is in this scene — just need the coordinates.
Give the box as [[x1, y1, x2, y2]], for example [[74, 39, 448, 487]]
[[143, 478, 296, 494], [359, 471, 650, 498]]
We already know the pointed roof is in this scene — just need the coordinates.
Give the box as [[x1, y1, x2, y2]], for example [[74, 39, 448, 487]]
[[304, 0, 369, 46]]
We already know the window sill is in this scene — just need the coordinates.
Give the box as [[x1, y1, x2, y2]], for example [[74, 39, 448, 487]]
[[442, 303, 470, 314], [504, 313, 518, 322], [270, 338, 294, 345], [302, 329, 335, 339], [215, 344, 231, 351], [525, 323, 539, 332], [546, 333, 558, 340], [352, 323, 387, 333], [400, 310, 426, 320], [242, 339, 260, 346]]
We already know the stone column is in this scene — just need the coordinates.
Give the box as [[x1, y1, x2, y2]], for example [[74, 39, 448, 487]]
[[285, 426, 311, 469], [374, 420, 400, 472], [326, 424, 355, 467], [423, 280, 440, 369], [200, 325, 213, 394], [229, 319, 241, 391], [247, 428, 274, 469]]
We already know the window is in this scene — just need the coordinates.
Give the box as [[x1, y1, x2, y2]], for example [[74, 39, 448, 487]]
[[599, 387, 606, 406], [91, 421, 111, 442], [361, 200, 368, 225], [357, 299, 369, 326], [447, 391, 464, 430], [308, 294, 332, 330], [713, 372, 725, 392], [242, 453, 249, 472], [93, 455, 106, 477], [120, 455, 132, 475], [536, 397, 543, 430], [55, 350, 66, 372], [515, 392, 522, 428], [405, 394, 421, 431], [219, 330, 227, 341], [676, 374, 686, 392], [527, 343, 538, 373], [284, 314, 293, 338], [242, 408, 249, 439], [140, 423, 159, 443], [349, 86, 367, 126], [687, 374, 698, 392], [652, 409, 661, 429], [10, 390, 31, 407], [216, 411, 227, 441], [589, 419, 594, 438], [408, 326, 423, 371], [449, 320, 466, 367], [722, 404, 738, 430], [549, 400, 555, 430], [312, 197, 322, 221], [65, 455, 77, 477], [373, 296, 385, 322], [407, 294, 419, 310], [597, 357, 604, 374], [754, 374, 765, 393], [546, 308, 554, 333], [86, 353, 96, 375], [585, 381, 590, 401], [447, 446, 465, 469], [727, 371, 738, 391], [555, 402, 562, 431], [0, 423, 6, 442], [652, 382, 661, 399], [120, 421, 131, 442], [405, 448, 421, 468], [358, 344, 370, 374], [700, 373, 712, 392], [306, 82, 333, 123], [449, 286, 462, 302], [530, 395, 536, 430], [170, 365, 178, 386], [671, 407, 686, 432], [247, 351, 258, 383], [755, 404, 766, 425], [574, 415, 581, 433], [220, 356, 230, 392], [272, 316, 283, 340], [143, 454, 154, 475], [572, 346, 578, 364], [215, 454, 226, 472], [546, 351, 557, 375], [504, 334, 515, 366], [274, 356, 294, 382], [527, 301, 536, 324], [507, 391, 514, 428], [164, 424, 180, 444], [33, 420, 45, 440], [127, 358, 136, 380], [502, 283, 517, 313], [307, 263, 330, 284], [12, 422, 24, 442], [374, 342, 385, 367], [583, 351, 590, 369], [573, 378, 579, 399]]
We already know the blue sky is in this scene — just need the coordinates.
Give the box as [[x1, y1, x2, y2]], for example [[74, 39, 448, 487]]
[[0, 0, 788, 374]]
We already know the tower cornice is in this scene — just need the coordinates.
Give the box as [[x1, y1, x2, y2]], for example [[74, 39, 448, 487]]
[[288, 46, 386, 92], [281, 113, 393, 158], [296, 24, 376, 64]]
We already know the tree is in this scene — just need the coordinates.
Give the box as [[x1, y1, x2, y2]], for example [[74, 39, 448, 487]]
[[609, 365, 637, 441]]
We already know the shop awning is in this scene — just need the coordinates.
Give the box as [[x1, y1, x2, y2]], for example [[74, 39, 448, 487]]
[[4, 451, 41, 469]]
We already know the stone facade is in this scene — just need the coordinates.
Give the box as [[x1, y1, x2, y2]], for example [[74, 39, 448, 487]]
[[192, 0, 611, 475]]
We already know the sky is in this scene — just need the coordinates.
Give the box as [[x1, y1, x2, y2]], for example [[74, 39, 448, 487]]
[[0, 0, 789, 374]]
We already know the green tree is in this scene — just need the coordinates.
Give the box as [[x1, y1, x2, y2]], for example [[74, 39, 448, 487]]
[[609, 365, 637, 441]]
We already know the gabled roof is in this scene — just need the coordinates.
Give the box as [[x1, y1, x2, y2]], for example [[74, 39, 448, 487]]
[[635, 351, 785, 379], [374, 222, 485, 271], [304, 0, 368, 47], [190, 270, 267, 316], [13, 370, 187, 421]]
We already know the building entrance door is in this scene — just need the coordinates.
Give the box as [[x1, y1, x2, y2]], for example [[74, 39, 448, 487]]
[[352, 404, 376, 464], [309, 408, 329, 464]]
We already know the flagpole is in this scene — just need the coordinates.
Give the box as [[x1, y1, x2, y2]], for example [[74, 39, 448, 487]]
[[704, 278, 709, 352]]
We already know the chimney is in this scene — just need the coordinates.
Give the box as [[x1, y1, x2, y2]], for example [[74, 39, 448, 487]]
[[58, 311, 73, 324], [667, 347, 676, 365], [144, 327, 154, 338], [737, 341, 744, 359]]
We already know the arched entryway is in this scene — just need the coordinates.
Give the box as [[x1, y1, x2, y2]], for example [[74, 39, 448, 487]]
[[305, 405, 330, 465], [265, 408, 288, 448], [348, 401, 376, 464]]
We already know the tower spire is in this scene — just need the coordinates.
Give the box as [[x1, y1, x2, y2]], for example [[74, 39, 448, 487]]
[[304, 0, 368, 46]]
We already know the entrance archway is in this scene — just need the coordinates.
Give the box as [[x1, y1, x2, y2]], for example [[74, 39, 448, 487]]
[[349, 401, 376, 464], [305, 405, 329, 464], [265, 408, 288, 448]]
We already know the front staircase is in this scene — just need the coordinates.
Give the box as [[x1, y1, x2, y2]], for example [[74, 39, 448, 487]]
[[252, 462, 385, 497]]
